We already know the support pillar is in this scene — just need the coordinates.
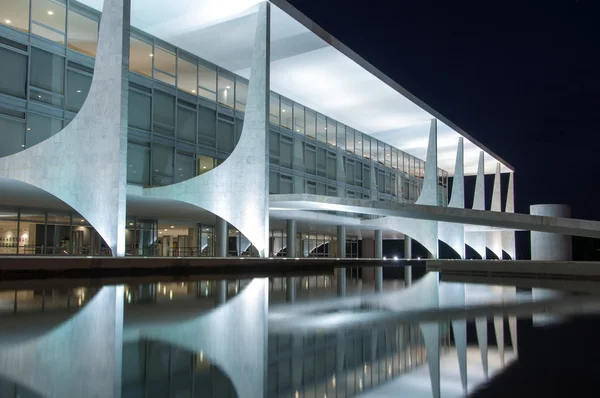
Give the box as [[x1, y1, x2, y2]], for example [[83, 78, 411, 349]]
[[404, 235, 412, 287], [337, 226, 346, 297], [530, 204, 572, 325], [286, 220, 297, 303], [374, 230, 383, 292], [216, 216, 228, 257]]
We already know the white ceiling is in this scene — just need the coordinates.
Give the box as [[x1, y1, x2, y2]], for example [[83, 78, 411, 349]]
[[79, 0, 512, 176]]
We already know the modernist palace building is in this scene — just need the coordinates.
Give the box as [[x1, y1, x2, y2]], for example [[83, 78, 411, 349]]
[[0, 0, 540, 262]]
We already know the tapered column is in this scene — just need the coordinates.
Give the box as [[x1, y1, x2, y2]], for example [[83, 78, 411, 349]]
[[404, 235, 412, 287], [286, 219, 297, 303], [374, 230, 383, 292], [337, 226, 346, 297]]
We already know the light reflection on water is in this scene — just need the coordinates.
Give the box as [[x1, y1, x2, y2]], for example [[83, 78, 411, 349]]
[[1, 270, 599, 398]]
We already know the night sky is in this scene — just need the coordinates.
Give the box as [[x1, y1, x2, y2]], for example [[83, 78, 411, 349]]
[[285, 0, 600, 221]]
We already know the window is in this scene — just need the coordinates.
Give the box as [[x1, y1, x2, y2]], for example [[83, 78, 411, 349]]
[[363, 137, 370, 159], [280, 98, 292, 130], [217, 71, 234, 108], [198, 155, 214, 175], [198, 61, 216, 101], [198, 105, 216, 146], [293, 103, 304, 134], [337, 123, 345, 150], [354, 132, 363, 157], [0, 46, 27, 98], [305, 109, 316, 139], [153, 91, 175, 136], [305, 144, 316, 174], [326, 119, 336, 147], [0, 0, 30, 32], [392, 148, 399, 169], [217, 119, 235, 152], [66, 70, 92, 112], [326, 152, 336, 180], [280, 135, 293, 168], [293, 139, 304, 169], [235, 79, 248, 112], [346, 160, 354, 184], [280, 175, 293, 194], [67, 9, 98, 57], [269, 93, 279, 125], [153, 45, 176, 86], [177, 55, 197, 95], [152, 144, 173, 186], [127, 143, 150, 185], [26, 112, 62, 148], [316, 147, 326, 176], [130, 36, 153, 78], [0, 115, 25, 157], [269, 130, 279, 160], [378, 142, 385, 164], [128, 90, 151, 131], [30, 47, 64, 94], [175, 152, 195, 182], [31, 0, 66, 45], [177, 105, 196, 143], [346, 128, 355, 154], [316, 114, 326, 143]]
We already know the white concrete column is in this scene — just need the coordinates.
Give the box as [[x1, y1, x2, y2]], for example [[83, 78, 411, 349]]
[[530, 204, 571, 325], [374, 230, 383, 292], [337, 226, 346, 297], [216, 216, 228, 257], [216, 280, 227, 305], [404, 235, 412, 287], [361, 238, 375, 283]]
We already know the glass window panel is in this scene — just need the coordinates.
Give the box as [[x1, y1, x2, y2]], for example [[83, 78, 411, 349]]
[[127, 143, 150, 185], [326, 153, 336, 179], [67, 10, 98, 57], [32, 0, 66, 43], [269, 130, 279, 159], [152, 144, 173, 180], [269, 171, 278, 194], [198, 105, 216, 145], [0, 46, 27, 98], [30, 88, 63, 107], [0, 0, 30, 32], [280, 175, 293, 194], [293, 138, 304, 168], [378, 142, 385, 164], [31, 47, 65, 94], [66, 70, 92, 112], [326, 119, 336, 147], [392, 148, 399, 169], [0, 116, 25, 157], [177, 105, 196, 143], [363, 137, 370, 159], [154, 45, 175, 76], [217, 72, 234, 108], [217, 119, 235, 152], [269, 93, 279, 125], [305, 145, 316, 174], [346, 128, 355, 153], [154, 70, 175, 86], [294, 176, 304, 193], [364, 165, 371, 188], [235, 80, 248, 112], [177, 56, 197, 95], [280, 136, 293, 168], [316, 114, 326, 143], [175, 152, 195, 182], [130, 36, 153, 77], [316, 147, 326, 170], [355, 132, 363, 157], [128, 90, 151, 131], [26, 112, 61, 148], [293, 103, 304, 134], [197, 155, 214, 175], [154, 90, 175, 127], [280, 98, 292, 130], [337, 123, 345, 149], [305, 109, 316, 139], [198, 62, 216, 101]]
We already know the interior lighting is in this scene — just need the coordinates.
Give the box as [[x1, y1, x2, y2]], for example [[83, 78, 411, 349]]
[[76, 90, 81, 93], [281, 109, 285, 112], [4, 20, 11, 24], [47, 10, 54, 15], [27, 128, 31, 130], [149, 53, 153, 57], [393, 256, 398, 260], [164, 229, 168, 232], [170, 225, 174, 228], [226, 86, 230, 89]]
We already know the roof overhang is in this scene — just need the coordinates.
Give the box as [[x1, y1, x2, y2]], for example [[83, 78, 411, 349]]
[[79, 0, 513, 176]]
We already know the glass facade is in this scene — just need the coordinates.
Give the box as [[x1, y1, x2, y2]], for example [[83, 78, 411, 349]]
[[0, 0, 449, 218]]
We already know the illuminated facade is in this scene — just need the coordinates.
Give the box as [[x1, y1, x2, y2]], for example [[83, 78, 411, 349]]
[[0, 0, 515, 260]]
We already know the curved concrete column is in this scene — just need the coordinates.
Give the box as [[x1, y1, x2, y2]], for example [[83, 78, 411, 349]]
[[0, 286, 124, 398], [143, 3, 271, 257], [486, 163, 503, 259], [138, 279, 268, 398], [0, 0, 130, 256], [465, 152, 486, 259], [438, 138, 465, 258], [364, 120, 439, 258]]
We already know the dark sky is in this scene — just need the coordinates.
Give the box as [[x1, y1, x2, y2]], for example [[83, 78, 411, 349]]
[[285, 0, 600, 221]]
